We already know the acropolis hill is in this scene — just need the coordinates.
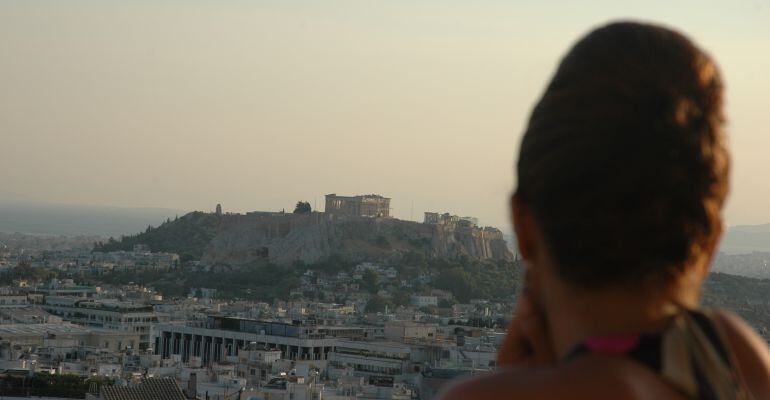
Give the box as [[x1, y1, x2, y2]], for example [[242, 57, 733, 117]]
[[94, 194, 513, 266]]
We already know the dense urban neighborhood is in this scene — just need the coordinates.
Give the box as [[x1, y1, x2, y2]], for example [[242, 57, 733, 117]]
[[0, 198, 521, 400], [1, 196, 770, 399]]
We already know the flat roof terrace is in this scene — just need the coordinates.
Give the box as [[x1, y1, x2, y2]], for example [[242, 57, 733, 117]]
[[0, 323, 89, 336]]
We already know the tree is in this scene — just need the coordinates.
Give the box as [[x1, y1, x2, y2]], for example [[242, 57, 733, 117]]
[[365, 295, 387, 313], [293, 201, 312, 214], [434, 267, 474, 303], [438, 298, 455, 308], [313, 254, 348, 275], [362, 270, 379, 294], [374, 235, 390, 248], [2, 261, 56, 284], [391, 290, 411, 307]]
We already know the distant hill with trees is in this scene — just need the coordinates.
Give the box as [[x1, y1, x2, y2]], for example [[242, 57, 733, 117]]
[[93, 210, 513, 266], [93, 253, 523, 304], [93, 211, 220, 262]]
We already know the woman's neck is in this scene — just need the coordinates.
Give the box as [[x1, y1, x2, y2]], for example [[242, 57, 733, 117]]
[[543, 278, 700, 360]]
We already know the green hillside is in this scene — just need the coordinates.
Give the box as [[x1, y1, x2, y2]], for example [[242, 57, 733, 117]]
[[93, 211, 220, 262], [93, 255, 523, 304], [703, 272, 770, 328]]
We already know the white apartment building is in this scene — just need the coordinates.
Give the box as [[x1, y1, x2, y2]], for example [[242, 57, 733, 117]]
[[327, 340, 412, 378], [153, 316, 367, 366], [42, 296, 168, 349]]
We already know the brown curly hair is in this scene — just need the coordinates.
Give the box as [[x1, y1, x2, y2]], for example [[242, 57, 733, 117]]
[[516, 21, 729, 288]]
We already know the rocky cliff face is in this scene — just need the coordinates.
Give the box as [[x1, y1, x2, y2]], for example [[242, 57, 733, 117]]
[[201, 212, 512, 266]]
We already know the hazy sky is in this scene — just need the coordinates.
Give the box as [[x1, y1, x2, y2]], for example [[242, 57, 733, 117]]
[[1, 1, 769, 229]]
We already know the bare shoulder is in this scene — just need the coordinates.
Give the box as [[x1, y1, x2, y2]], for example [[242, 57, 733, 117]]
[[710, 308, 770, 397], [437, 355, 684, 400]]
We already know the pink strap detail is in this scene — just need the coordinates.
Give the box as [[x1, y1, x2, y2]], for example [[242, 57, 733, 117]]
[[583, 334, 641, 353]]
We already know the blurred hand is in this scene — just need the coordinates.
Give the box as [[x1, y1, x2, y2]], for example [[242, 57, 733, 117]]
[[497, 292, 556, 367]]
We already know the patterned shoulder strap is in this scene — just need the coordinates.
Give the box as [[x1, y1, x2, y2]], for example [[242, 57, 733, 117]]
[[660, 309, 754, 400]]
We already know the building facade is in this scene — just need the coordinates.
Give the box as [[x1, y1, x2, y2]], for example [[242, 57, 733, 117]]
[[42, 296, 168, 350], [325, 194, 390, 218], [384, 321, 437, 341], [424, 212, 478, 227], [153, 316, 367, 366], [327, 340, 411, 378], [0, 292, 29, 308], [410, 295, 439, 309]]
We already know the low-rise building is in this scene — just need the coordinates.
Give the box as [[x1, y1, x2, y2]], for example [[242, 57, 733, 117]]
[[42, 296, 168, 350], [384, 321, 437, 341], [0, 323, 141, 367], [0, 292, 29, 307], [328, 340, 412, 378], [27, 279, 98, 298], [0, 306, 60, 324], [154, 316, 368, 365], [411, 295, 438, 308], [234, 344, 283, 385]]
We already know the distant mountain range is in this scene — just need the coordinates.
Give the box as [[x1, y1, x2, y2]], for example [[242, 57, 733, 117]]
[[721, 223, 770, 254], [0, 199, 185, 237], [727, 223, 770, 234], [502, 224, 770, 256]]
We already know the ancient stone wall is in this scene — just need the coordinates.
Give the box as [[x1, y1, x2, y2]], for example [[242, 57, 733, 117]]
[[201, 213, 512, 266]]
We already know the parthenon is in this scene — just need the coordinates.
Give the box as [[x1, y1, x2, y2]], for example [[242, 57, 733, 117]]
[[324, 194, 391, 218]]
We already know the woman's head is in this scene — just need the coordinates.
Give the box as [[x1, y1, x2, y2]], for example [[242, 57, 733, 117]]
[[514, 21, 728, 289]]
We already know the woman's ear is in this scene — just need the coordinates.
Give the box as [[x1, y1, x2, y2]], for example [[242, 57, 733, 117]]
[[698, 217, 724, 279], [680, 215, 723, 303], [511, 193, 536, 262], [511, 193, 547, 313]]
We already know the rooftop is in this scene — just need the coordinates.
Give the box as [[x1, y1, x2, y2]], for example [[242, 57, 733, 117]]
[[325, 193, 390, 200], [102, 378, 186, 400], [0, 323, 89, 336]]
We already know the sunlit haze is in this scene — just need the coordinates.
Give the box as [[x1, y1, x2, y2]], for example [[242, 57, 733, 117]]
[[2, 1, 769, 230]]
